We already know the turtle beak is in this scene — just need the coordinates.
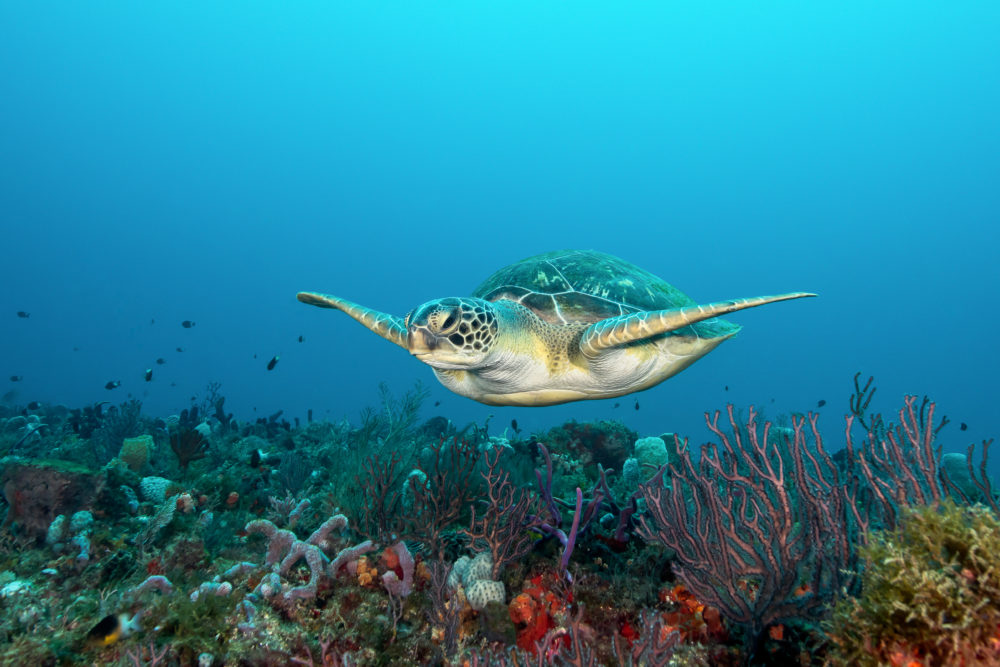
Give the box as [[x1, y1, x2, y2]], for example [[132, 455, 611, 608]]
[[407, 328, 436, 358]]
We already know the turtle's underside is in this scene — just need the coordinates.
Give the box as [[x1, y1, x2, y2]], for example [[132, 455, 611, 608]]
[[297, 250, 815, 406]]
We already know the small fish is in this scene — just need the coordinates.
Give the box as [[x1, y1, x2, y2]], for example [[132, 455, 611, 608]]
[[87, 615, 121, 646], [170, 382, 176, 387], [266, 355, 279, 371], [156, 358, 165, 365], [105, 380, 121, 390], [176, 347, 184, 353], [817, 399, 826, 408], [960, 422, 968, 431], [634, 401, 640, 411], [144, 369, 153, 382], [86, 612, 141, 647], [9, 375, 22, 382], [434, 401, 440, 407], [150, 318, 155, 324], [181, 320, 195, 328], [26, 401, 42, 410], [298, 335, 304, 343], [16, 311, 29, 319], [613, 402, 620, 408], [250, 449, 262, 468], [724, 385, 729, 391], [511, 419, 519, 433], [73, 346, 79, 351]]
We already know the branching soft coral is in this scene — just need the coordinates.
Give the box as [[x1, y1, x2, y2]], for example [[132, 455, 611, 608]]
[[825, 500, 1000, 667]]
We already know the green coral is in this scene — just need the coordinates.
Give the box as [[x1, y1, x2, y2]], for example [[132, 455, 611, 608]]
[[825, 500, 1000, 666], [119, 435, 153, 472]]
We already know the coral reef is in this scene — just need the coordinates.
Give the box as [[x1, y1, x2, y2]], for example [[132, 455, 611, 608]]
[[0, 378, 995, 666]]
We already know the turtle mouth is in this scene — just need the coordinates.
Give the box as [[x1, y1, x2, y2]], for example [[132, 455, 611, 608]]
[[411, 347, 472, 367], [419, 357, 472, 370], [408, 327, 484, 368], [407, 329, 438, 356]]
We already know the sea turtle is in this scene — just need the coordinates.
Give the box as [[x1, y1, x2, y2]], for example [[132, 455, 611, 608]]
[[297, 249, 814, 406]]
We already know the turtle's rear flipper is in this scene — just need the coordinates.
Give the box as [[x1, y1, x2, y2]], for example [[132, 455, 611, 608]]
[[297, 292, 408, 349], [579, 292, 816, 358]]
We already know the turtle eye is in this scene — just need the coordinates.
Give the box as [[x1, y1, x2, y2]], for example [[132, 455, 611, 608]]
[[440, 309, 460, 333]]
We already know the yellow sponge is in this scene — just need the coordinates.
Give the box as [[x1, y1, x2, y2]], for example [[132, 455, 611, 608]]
[[120, 435, 153, 472]]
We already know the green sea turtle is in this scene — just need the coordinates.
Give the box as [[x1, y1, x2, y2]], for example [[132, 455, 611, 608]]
[[298, 249, 814, 406]]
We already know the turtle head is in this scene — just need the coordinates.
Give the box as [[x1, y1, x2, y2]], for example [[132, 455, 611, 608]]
[[405, 297, 498, 369]]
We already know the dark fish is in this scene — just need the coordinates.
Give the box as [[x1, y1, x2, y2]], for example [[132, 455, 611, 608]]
[[150, 318, 155, 324], [434, 401, 440, 407], [105, 381, 121, 390], [144, 369, 153, 382], [156, 358, 165, 365], [511, 419, 519, 433], [250, 449, 262, 468], [634, 401, 640, 411], [960, 422, 968, 431], [73, 346, 79, 351], [86, 613, 139, 646], [817, 399, 826, 408], [16, 311, 29, 319], [9, 376, 22, 382], [298, 335, 304, 343], [86, 615, 121, 646], [27, 401, 42, 410], [176, 347, 184, 353], [170, 382, 176, 387], [613, 402, 620, 408], [181, 320, 195, 328], [266, 355, 279, 371], [725, 385, 729, 391]]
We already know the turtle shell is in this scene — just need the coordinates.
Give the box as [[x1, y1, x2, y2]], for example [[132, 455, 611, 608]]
[[473, 249, 704, 327]]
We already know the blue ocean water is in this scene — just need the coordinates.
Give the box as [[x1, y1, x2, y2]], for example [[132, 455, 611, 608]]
[[1, 2, 997, 471]]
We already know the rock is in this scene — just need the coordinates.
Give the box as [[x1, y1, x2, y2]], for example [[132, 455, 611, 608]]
[[0, 458, 100, 540], [479, 600, 516, 644]]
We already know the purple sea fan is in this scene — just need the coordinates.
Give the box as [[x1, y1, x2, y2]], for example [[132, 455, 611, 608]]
[[638, 406, 854, 652]]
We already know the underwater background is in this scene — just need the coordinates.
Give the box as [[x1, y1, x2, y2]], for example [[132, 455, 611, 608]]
[[2, 1, 998, 456], [1, 2, 999, 666]]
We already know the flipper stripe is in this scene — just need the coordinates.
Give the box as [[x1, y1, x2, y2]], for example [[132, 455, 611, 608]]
[[579, 292, 816, 358]]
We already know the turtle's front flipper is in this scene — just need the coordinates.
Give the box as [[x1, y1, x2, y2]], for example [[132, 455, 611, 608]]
[[297, 292, 408, 350], [579, 292, 816, 358]]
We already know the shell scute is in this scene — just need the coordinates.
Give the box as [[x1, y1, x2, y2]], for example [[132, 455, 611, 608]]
[[473, 249, 699, 327]]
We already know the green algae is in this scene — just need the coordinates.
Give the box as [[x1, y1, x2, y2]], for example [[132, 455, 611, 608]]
[[826, 500, 1000, 667]]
